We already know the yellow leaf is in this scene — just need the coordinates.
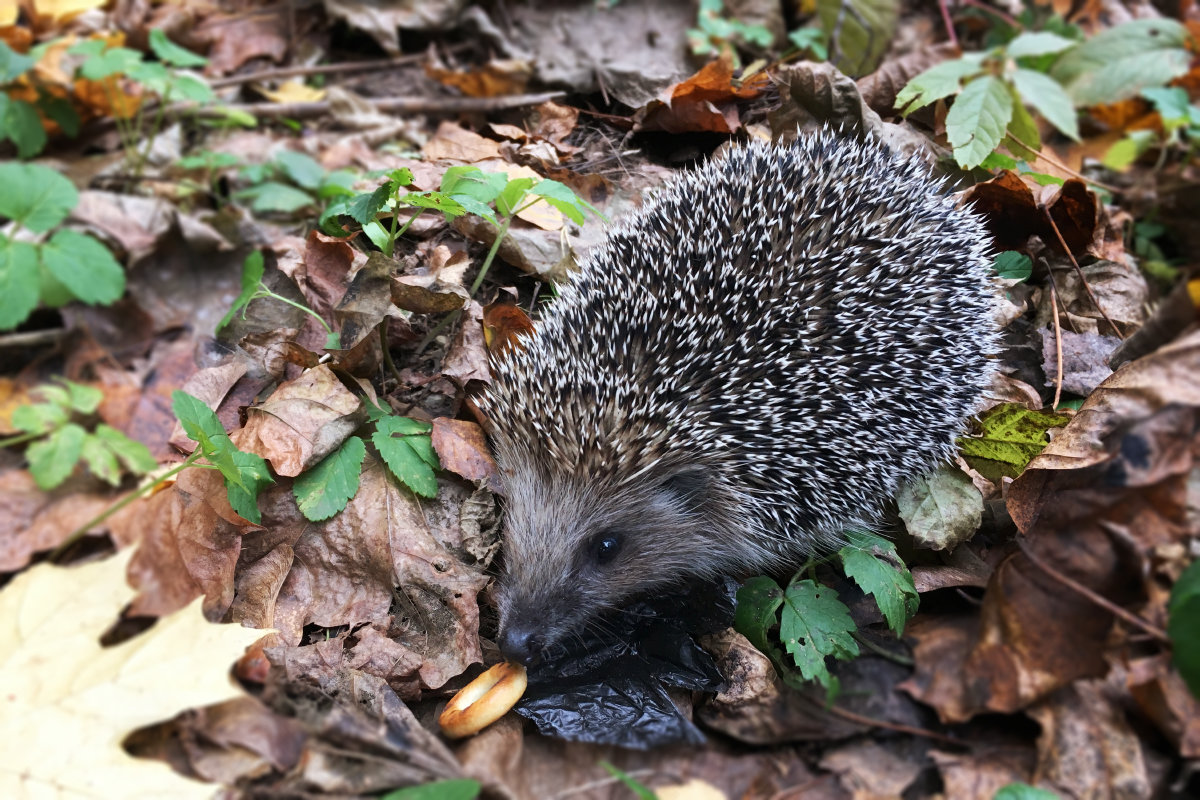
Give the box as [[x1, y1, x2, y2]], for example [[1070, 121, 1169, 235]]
[[0, 549, 269, 798], [257, 80, 326, 104]]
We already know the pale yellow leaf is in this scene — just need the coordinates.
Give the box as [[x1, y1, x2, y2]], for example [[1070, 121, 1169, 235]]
[[257, 80, 326, 104], [0, 549, 269, 799]]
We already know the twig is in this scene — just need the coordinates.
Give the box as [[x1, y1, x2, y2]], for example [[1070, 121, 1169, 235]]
[[1016, 538, 1169, 643], [1006, 132, 1120, 194], [1041, 207, 1125, 340], [936, 0, 960, 49], [379, 322, 404, 387], [208, 45, 470, 89], [1048, 280, 1064, 409], [959, 0, 1022, 29], [826, 704, 964, 746], [0, 328, 67, 349], [182, 91, 567, 121]]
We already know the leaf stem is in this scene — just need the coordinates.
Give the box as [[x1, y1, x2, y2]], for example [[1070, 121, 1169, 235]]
[[0, 430, 46, 448], [257, 284, 334, 335]]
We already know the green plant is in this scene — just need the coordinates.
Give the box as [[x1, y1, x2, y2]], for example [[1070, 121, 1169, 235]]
[[735, 530, 918, 695], [380, 779, 481, 800], [234, 149, 357, 214], [0, 162, 125, 330], [993, 251, 1033, 282], [1168, 559, 1200, 699], [219, 251, 342, 349], [687, 0, 774, 66], [0, 39, 80, 158], [1, 379, 156, 490], [176, 149, 241, 201], [1104, 87, 1200, 172], [897, 19, 1192, 168], [69, 30, 215, 175], [293, 402, 440, 522]]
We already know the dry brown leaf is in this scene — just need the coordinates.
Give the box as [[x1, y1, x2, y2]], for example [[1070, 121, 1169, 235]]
[[0, 549, 267, 798], [431, 417, 499, 488]]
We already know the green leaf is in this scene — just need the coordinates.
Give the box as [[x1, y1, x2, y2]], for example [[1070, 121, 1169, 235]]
[[734, 576, 787, 658], [27, 422, 87, 489], [93, 424, 157, 474], [380, 779, 482, 800], [1050, 19, 1191, 106], [40, 229, 126, 305], [816, 0, 899, 77], [148, 29, 207, 68], [993, 784, 1061, 800], [496, 177, 535, 216], [993, 251, 1032, 281], [238, 181, 315, 214], [895, 55, 985, 114], [1168, 559, 1200, 699], [224, 449, 272, 524], [40, 95, 80, 138], [293, 436, 366, 521], [0, 40, 35, 82], [1102, 130, 1156, 171], [1142, 87, 1191, 124], [0, 237, 40, 330], [372, 415, 438, 498], [599, 764, 657, 800], [77, 46, 142, 80], [443, 194, 494, 223], [0, 163, 78, 232], [171, 390, 241, 484], [403, 191, 471, 220], [164, 72, 213, 103], [959, 403, 1070, 481], [1005, 31, 1077, 59], [57, 380, 103, 414], [11, 399, 67, 435], [5, 98, 48, 158], [388, 167, 415, 185], [81, 432, 121, 485], [216, 251, 265, 333], [361, 220, 392, 252], [839, 530, 918, 636], [946, 75, 1014, 168], [1002, 91, 1041, 161], [347, 184, 393, 225], [780, 578, 859, 690], [1012, 69, 1080, 141], [274, 150, 325, 191]]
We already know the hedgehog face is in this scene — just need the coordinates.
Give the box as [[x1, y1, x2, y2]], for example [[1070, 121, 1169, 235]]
[[495, 463, 728, 665]]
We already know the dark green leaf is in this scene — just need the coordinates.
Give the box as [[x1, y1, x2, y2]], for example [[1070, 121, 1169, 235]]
[[373, 416, 438, 498], [780, 579, 859, 689], [380, 779, 482, 800], [1013, 69, 1079, 141], [224, 449, 272, 524], [993, 251, 1032, 281], [217, 251, 266, 333], [275, 150, 325, 191], [40, 229, 125, 306], [171, 390, 241, 484], [1168, 559, 1200, 699], [734, 576, 786, 657], [946, 75, 1013, 168], [39, 95, 80, 138], [27, 422, 87, 489], [993, 784, 1061, 800], [239, 181, 315, 214], [93, 424, 157, 474], [294, 436, 366, 521], [839, 530, 918, 636], [0, 163, 78, 232], [0, 40, 35, 82], [1050, 19, 1190, 106], [347, 184, 393, 225], [5, 98, 47, 158]]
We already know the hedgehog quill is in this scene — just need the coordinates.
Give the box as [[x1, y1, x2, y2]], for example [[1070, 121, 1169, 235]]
[[476, 131, 998, 666]]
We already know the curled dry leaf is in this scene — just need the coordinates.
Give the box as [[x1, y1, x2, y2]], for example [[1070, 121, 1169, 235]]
[[431, 417, 500, 488]]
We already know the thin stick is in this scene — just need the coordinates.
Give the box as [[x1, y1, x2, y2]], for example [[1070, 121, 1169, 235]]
[[936, 0, 960, 49], [208, 46, 470, 89], [182, 91, 567, 121], [1049, 280, 1064, 409], [1041, 207, 1125, 339], [1006, 132, 1121, 193], [1016, 539, 1169, 643], [959, 0, 1022, 28], [826, 704, 964, 746]]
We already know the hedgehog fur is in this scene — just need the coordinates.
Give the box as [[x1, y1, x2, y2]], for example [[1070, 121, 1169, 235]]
[[476, 129, 998, 665]]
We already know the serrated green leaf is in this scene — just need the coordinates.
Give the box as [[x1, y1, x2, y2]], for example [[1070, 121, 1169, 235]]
[[734, 576, 787, 657], [780, 579, 858, 689], [0, 163, 78, 233], [217, 251, 265, 333], [40, 95, 80, 138], [6, 98, 47, 158], [93, 424, 157, 474], [0, 237, 40, 330], [40, 229, 125, 305], [402, 191, 471, 220], [946, 75, 1014, 168], [1005, 31, 1077, 59], [381, 779, 482, 800], [347, 184, 393, 225], [1002, 90, 1041, 161], [839, 531, 918, 635], [294, 436, 366, 522], [1049, 19, 1190, 106], [539, 196, 586, 226], [58, 380, 103, 414], [27, 422, 87, 489], [77, 47, 142, 80], [1142, 87, 1191, 124], [1168, 559, 1200, 699], [148, 29, 207, 68], [445, 194, 495, 223], [959, 403, 1070, 480], [165, 72, 213, 103], [497, 177, 535, 216], [81, 432, 121, 485], [275, 150, 325, 191], [373, 416, 438, 498], [895, 55, 986, 114], [388, 167, 414, 185], [224, 449, 272, 524], [443, 169, 506, 204], [171, 390, 241, 485], [12, 401, 67, 435], [993, 251, 1032, 281], [438, 165, 482, 194], [1013, 69, 1079, 141]]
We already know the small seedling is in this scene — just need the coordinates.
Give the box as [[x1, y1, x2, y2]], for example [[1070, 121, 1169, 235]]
[[234, 149, 357, 214], [219, 251, 342, 349]]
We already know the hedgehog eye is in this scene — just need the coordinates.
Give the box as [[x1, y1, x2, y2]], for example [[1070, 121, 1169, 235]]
[[589, 531, 623, 566]]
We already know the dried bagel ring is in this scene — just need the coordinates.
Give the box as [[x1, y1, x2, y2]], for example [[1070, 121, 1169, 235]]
[[438, 661, 528, 738]]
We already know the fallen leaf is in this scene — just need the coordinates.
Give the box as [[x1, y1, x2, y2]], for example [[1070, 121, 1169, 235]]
[[0, 549, 267, 798]]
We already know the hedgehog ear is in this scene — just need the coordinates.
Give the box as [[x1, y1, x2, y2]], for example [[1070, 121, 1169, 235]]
[[658, 465, 712, 516]]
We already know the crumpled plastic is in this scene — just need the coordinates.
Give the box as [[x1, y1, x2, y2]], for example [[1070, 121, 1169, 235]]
[[514, 577, 738, 749]]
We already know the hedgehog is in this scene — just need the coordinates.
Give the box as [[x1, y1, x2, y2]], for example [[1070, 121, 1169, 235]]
[[475, 129, 998, 666]]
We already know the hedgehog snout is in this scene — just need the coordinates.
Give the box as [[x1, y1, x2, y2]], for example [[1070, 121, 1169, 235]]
[[497, 619, 545, 666]]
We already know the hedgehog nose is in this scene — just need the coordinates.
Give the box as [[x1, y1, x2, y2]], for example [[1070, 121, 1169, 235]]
[[499, 623, 544, 666]]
